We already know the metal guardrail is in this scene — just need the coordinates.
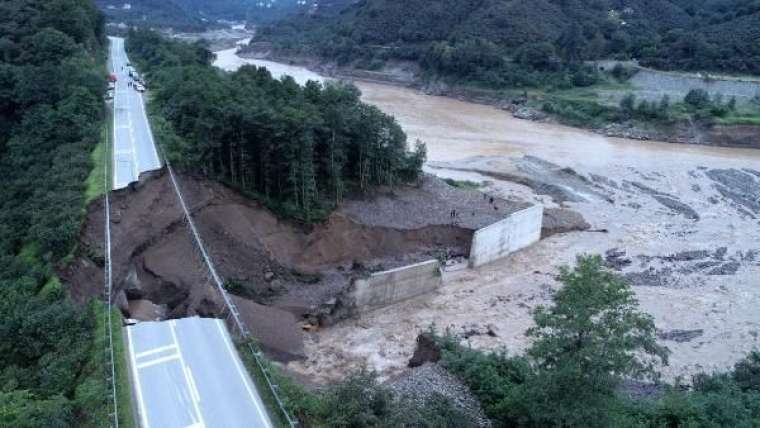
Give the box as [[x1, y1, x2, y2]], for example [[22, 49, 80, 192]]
[[104, 108, 119, 428], [164, 161, 297, 427], [120, 40, 297, 424]]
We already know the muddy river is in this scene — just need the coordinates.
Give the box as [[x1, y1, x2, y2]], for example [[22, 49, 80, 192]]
[[215, 47, 760, 384]]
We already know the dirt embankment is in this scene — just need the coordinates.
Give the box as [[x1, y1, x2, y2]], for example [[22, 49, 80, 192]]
[[61, 171, 553, 361]]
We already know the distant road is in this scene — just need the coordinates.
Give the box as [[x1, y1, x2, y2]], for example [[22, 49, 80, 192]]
[[126, 317, 274, 428], [109, 37, 162, 189]]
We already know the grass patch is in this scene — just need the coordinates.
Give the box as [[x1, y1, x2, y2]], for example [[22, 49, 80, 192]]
[[236, 339, 311, 427], [75, 302, 135, 428], [111, 307, 134, 428], [17, 242, 40, 266], [39, 275, 62, 299], [85, 111, 111, 204], [715, 113, 760, 126], [443, 178, 482, 189]]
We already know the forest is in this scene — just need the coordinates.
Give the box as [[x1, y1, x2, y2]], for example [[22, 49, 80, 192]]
[[127, 29, 425, 222], [255, 0, 760, 89], [94, 0, 335, 31], [0, 0, 112, 426]]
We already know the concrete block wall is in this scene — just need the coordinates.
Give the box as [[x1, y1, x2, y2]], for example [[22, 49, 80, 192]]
[[351, 259, 442, 311], [469, 205, 544, 268]]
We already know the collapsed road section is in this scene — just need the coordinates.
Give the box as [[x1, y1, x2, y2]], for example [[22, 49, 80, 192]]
[[62, 170, 584, 362], [101, 37, 280, 427]]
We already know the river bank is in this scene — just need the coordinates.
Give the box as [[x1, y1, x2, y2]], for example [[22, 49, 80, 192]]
[[235, 44, 760, 150]]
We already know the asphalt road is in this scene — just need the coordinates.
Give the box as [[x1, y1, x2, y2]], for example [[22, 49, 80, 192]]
[[126, 317, 274, 428], [109, 37, 162, 190]]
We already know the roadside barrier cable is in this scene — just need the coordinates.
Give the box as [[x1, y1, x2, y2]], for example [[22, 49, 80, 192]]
[[127, 40, 296, 424], [164, 161, 297, 428], [105, 102, 119, 428]]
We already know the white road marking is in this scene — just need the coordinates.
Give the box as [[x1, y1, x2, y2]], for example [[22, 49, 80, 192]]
[[126, 327, 151, 428], [184, 365, 201, 403], [137, 90, 162, 167], [215, 319, 273, 428], [135, 344, 178, 359], [136, 354, 180, 370], [127, 89, 139, 180], [112, 44, 119, 189], [169, 321, 206, 428]]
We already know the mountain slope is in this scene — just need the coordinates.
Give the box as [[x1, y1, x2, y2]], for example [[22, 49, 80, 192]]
[[255, 0, 760, 80], [95, 0, 205, 30]]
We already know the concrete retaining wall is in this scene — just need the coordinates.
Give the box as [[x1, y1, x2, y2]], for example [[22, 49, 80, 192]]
[[351, 259, 442, 311], [469, 205, 544, 268]]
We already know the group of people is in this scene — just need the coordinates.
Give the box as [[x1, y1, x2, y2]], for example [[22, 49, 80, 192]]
[[449, 193, 500, 221], [120, 65, 139, 89]]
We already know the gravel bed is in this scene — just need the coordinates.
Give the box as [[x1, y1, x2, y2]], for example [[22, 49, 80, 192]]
[[387, 363, 492, 427]]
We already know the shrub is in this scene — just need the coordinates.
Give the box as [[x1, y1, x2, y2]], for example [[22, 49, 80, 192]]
[[684, 89, 711, 110]]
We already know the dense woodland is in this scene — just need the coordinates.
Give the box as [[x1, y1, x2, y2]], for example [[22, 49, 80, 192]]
[[0, 0, 111, 426], [256, 0, 760, 88], [127, 29, 425, 222], [94, 0, 333, 31]]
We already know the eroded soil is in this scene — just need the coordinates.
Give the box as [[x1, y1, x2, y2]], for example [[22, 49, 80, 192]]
[[61, 171, 543, 360]]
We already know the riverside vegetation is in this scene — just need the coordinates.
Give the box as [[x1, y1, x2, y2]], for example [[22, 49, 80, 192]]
[[126, 29, 425, 223], [0, 1, 130, 427]]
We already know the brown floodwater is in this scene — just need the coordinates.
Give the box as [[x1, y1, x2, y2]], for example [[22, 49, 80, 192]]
[[215, 48, 760, 169], [214, 49, 760, 384], [355, 81, 760, 169]]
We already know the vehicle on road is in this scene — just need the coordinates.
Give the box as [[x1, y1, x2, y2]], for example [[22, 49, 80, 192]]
[[134, 82, 146, 92]]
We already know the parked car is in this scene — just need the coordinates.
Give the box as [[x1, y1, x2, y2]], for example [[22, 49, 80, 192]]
[[134, 82, 146, 92]]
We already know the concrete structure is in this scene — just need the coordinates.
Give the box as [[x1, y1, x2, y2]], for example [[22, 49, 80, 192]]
[[109, 37, 162, 189], [351, 259, 442, 311], [126, 317, 273, 428], [469, 205, 544, 268]]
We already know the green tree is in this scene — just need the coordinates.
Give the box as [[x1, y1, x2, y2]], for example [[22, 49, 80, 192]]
[[684, 89, 711, 110], [557, 23, 584, 63], [733, 351, 760, 392], [620, 93, 636, 118], [316, 369, 397, 427], [506, 255, 669, 427], [515, 42, 557, 71]]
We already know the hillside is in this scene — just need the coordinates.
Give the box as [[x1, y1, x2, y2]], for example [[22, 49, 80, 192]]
[[0, 0, 125, 426], [254, 0, 760, 85], [95, 0, 206, 30], [95, 0, 354, 29]]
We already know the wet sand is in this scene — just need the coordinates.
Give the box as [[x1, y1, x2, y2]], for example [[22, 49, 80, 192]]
[[213, 49, 760, 384]]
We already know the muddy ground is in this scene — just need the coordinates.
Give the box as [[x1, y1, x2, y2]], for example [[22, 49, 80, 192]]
[[62, 171, 577, 361]]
